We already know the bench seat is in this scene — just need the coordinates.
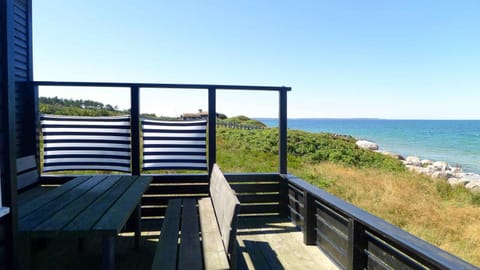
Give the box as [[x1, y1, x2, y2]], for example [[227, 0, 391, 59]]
[[151, 164, 240, 270], [198, 197, 230, 269]]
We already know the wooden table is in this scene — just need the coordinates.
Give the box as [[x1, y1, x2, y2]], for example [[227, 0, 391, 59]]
[[18, 175, 152, 270]]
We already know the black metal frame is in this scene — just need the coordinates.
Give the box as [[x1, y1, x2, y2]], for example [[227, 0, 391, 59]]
[[32, 81, 291, 176]]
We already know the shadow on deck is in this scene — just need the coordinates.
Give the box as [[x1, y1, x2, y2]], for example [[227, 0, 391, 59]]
[[29, 216, 338, 270]]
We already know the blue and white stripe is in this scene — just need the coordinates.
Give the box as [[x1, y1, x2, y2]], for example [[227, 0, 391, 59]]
[[41, 115, 131, 172], [142, 119, 207, 171]]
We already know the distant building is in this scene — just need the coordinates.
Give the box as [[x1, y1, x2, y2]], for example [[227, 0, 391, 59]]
[[181, 109, 227, 120]]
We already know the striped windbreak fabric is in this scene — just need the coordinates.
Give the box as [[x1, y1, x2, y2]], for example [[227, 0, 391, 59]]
[[41, 115, 131, 172], [142, 118, 207, 171]]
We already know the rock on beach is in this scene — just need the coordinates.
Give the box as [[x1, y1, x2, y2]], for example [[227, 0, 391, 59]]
[[404, 156, 422, 167], [356, 140, 379, 151], [356, 139, 480, 193]]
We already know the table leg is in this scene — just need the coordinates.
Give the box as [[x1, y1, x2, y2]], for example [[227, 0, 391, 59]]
[[78, 237, 85, 252], [19, 234, 31, 270], [102, 235, 115, 270], [134, 203, 141, 249]]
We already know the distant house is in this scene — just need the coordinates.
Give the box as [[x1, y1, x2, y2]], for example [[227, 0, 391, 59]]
[[181, 109, 227, 120]]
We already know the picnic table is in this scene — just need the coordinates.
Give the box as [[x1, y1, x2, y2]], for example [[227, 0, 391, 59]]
[[18, 175, 152, 270]]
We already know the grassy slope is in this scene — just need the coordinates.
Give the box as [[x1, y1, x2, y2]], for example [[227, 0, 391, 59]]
[[216, 127, 480, 266]]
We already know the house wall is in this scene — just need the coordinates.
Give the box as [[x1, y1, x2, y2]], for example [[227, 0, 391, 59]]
[[13, 0, 35, 158], [0, 0, 33, 268], [0, 1, 10, 268], [0, 218, 7, 270]]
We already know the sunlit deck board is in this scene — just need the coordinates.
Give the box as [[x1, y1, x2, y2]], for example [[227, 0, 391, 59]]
[[27, 217, 338, 269], [236, 216, 339, 270]]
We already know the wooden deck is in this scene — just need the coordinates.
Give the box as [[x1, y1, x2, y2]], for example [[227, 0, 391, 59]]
[[27, 216, 338, 270]]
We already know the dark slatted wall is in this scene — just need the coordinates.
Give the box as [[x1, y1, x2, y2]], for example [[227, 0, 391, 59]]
[[227, 174, 285, 217], [0, 217, 6, 270], [142, 174, 209, 218], [13, 0, 34, 157], [0, 1, 8, 268], [1, 0, 32, 268], [139, 173, 286, 218]]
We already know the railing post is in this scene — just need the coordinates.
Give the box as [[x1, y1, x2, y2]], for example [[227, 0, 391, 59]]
[[279, 88, 288, 174], [303, 190, 317, 245], [347, 219, 367, 270], [130, 86, 141, 175], [208, 87, 216, 176], [33, 84, 40, 171]]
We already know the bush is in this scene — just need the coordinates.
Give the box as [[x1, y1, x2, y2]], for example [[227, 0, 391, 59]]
[[217, 128, 405, 171]]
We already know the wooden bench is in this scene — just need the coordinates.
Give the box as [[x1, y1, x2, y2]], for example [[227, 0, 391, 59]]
[[151, 164, 240, 270]]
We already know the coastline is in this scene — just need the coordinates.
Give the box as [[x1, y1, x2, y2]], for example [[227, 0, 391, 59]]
[[259, 118, 480, 175], [357, 139, 480, 192]]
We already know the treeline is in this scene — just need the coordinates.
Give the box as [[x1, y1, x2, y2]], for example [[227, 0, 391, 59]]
[[39, 96, 127, 116], [40, 96, 120, 111], [38, 97, 262, 125]]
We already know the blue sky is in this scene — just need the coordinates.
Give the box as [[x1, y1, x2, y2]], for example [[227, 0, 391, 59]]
[[33, 1, 480, 119]]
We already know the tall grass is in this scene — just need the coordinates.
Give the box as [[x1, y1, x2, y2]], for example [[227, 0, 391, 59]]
[[217, 128, 480, 266]]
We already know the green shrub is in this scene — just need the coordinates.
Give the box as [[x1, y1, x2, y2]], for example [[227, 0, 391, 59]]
[[217, 128, 405, 171]]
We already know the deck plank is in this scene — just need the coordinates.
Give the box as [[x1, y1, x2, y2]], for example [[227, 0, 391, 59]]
[[198, 197, 230, 270], [236, 217, 340, 270], [151, 199, 182, 270], [178, 198, 202, 270]]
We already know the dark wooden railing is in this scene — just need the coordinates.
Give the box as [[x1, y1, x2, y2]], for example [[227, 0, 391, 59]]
[[286, 174, 478, 270], [32, 81, 291, 175]]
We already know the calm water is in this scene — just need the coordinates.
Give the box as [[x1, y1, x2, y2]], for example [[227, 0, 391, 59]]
[[259, 118, 480, 174]]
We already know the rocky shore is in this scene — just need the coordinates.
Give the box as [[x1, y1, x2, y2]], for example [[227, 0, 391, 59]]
[[356, 140, 480, 192]]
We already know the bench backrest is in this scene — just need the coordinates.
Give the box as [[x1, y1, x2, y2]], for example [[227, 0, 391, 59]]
[[41, 114, 131, 173], [142, 119, 207, 171], [210, 164, 240, 258], [17, 155, 39, 190]]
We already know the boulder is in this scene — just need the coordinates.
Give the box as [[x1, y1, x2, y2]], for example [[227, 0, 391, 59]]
[[406, 165, 427, 174], [432, 171, 448, 179], [447, 177, 464, 186], [466, 181, 480, 192], [454, 172, 468, 178], [379, 151, 405, 160], [405, 156, 422, 167], [471, 186, 480, 193], [450, 166, 463, 174], [458, 178, 474, 186], [426, 165, 439, 174], [432, 161, 449, 171], [356, 140, 379, 151], [421, 159, 433, 166], [458, 173, 480, 182]]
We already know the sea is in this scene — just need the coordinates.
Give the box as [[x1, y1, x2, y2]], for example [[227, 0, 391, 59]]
[[259, 118, 480, 174]]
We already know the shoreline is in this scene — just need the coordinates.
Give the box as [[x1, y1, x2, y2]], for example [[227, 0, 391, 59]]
[[260, 118, 480, 175], [356, 140, 480, 192]]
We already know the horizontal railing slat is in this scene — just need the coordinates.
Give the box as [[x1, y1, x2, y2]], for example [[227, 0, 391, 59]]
[[33, 81, 291, 92]]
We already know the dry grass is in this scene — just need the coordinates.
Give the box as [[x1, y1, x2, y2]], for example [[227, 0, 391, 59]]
[[290, 162, 480, 266]]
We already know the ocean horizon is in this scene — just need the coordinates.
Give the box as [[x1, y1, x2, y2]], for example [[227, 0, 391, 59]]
[[258, 118, 480, 174]]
